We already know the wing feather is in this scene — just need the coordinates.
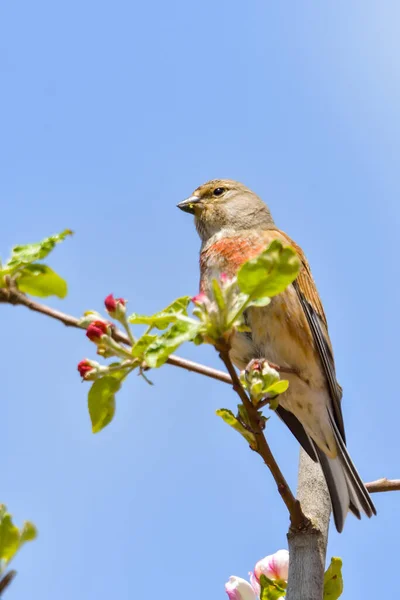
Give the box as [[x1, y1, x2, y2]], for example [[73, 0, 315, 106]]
[[275, 229, 346, 441]]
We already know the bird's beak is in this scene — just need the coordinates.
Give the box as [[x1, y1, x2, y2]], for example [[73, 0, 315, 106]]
[[177, 195, 201, 215]]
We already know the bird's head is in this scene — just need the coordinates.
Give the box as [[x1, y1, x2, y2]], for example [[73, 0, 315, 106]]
[[177, 179, 274, 242]]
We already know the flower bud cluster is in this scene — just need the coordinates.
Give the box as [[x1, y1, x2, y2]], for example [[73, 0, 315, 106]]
[[240, 359, 280, 403], [191, 274, 248, 341], [78, 294, 133, 381]]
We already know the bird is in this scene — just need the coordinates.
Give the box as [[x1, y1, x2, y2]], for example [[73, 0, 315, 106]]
[[177, 178, 376, 532]]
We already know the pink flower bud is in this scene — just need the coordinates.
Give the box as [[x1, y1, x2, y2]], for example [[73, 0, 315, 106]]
[[255, 549, 289, 582], [77, 360, 94, 379], [246, 359, 263, 373], [225, 576, 258, 600], [220, 272, 229, 283], [191, 292, 208, 305], [86, 320, 109, 342], [104, 294, 126, 316]]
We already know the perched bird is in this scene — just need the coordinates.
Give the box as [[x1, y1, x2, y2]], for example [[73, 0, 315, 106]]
[[177, 179, 376, 532]]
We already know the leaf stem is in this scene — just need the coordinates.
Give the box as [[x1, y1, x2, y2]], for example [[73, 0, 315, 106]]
[[120, 315, 136, 345], [104, 337, 133, 360], [107, 363, 135, 373]]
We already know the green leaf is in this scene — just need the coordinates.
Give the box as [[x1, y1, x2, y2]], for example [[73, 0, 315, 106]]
[[259, 575, 286, 600], [144, 320, 200, 368], [0, 507, 36, 568], [237, 403, 251, 427], [235, 322, 251, 332], [16, 264, 68, 298], [323, 557, 343, 600], [265, 380, 289, 396], [211, 278, 225, 312], [216, 408, 256, 448], [20, 522, 38, 545], [104, 362, 135, 380], [131, 334, 158, 359], [247, 296, 271, 308], [5, 229, 73, 271], [0, 512, 20, 562], [88, 376, 122, 433], [192, 333, 205, 345], [128, 296, 191, 330], [237, 240, 300, 300]]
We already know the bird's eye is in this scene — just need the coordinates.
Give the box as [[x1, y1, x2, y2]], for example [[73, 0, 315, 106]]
[[213, 187, 225, 197]]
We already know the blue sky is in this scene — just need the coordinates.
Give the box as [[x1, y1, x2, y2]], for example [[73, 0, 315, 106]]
[[1, 1, 399, 598]]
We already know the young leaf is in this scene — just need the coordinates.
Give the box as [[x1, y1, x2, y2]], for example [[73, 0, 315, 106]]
[[19, 522, 38, 545], [131, 334, 158, 359], [0, 512, 20, 562], [247, 296, 271, 308], [265, 380, 289, 397], [235, 322, 251, 333], [144, 321, 200, 368], [216, 408, 256, 448], [237, 240, 300, 300], [5, 229, 73, 271], [88, 375, 122, 433], [0, 507, 36, 568], [323, 557, 343, 600], [211, 278, 225, 312], [237, 403, 251, 427], [128, 296, 191, 330], [16, 264, 68, 298], [259, 575, 286, 600]]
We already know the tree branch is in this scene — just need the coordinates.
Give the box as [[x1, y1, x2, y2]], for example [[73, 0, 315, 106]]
[[217, 342, 308, 531], [0, 570, 16, 596], [286, 451, 331, 600], [365, 478, 400, 493]]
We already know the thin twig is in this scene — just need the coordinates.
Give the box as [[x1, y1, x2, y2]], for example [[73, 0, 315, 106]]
[[365, 478, 400, 493], [0, 570, 16, 596], [1, 287, 399, 497], [217, 341, 308, 530]]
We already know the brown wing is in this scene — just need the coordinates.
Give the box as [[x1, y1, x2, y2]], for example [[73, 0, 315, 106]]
[[275, 229, 345, 441]]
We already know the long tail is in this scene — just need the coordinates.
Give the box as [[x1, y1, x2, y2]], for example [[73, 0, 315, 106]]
[[312, 410, 376, 532], [276, 405, 376, 532]]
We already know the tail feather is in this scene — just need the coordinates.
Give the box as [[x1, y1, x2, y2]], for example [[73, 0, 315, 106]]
[[314, 444, 354, 532], [312, 412, 376, 532], [328, 409, 376, 520], [275, 402, 376, 532]]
